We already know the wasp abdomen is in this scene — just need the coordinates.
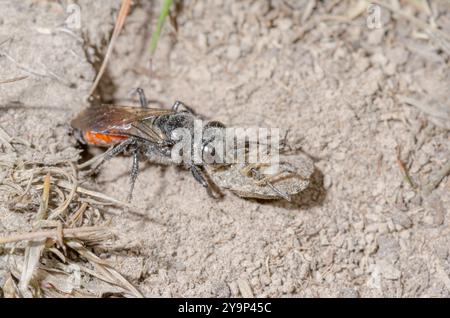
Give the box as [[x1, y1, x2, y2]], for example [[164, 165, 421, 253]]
[[83, 131, 129, 147]]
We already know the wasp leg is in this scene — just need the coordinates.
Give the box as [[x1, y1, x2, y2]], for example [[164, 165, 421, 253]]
[[136, 87, 148, 108], [171, 100, 197, 115], [190, 165, 221, 199], [85, 139, 135, 176], [105, 138, 135, 159], [127, 146, 140, 201]]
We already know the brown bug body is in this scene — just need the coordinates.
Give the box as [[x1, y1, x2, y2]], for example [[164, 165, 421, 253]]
[[205, 153, 314, 200]]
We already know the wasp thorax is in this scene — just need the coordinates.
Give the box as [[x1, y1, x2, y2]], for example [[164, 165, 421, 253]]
[[155, 112, 195, 142]]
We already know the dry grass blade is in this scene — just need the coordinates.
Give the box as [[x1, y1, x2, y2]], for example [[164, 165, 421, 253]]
[[18, 173, 54, 297], [3, 274, 21, 298], [68, 202, 89, 227], [1, 125, 141, 298], [65, 240, 112, 266], [0, 75, 28, 84], [91, 262, 144, 298], [0, 126, 14, 150], [35, 173, 50, 221], [88, 0, 132, 96], [0, 226, 109, 245], [54, 180, 131, 207], [18, 240, 46, 297]]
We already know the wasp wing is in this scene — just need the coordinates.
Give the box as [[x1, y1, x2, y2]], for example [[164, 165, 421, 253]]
[[71, 104, 174, 143]]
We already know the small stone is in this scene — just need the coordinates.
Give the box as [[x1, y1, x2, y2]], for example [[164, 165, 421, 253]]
[[277, 18, 293, 31], [226, 45, 241, 60], [334, 152, 346, 161], [197, 33, 208, 52], [333, 235, 345, 248], [161, 290, 172, 297], [229, 281, 239, 296], [392, 213, 412, 229], [281, 281, 296, 294], [257, 67, 273, 79], [365, 223, 379, 233], [383, 62, 396, 76], [323, 174, 332, 189], [371, 52, 388, 66], [260, 275, 271, 286], [189, 65, 211, 81], [379, 261, 402, 280], [386, 46, 409, 66], [353, 220, 365, 231], [365, 233, 375, 243], [367, 29, 384, 45], [378, 223, 389, 234], [403, 191, 416, 202], [213, 282, 230, 297], [365, 242, 378, 255], [237, 278, 254, 298]]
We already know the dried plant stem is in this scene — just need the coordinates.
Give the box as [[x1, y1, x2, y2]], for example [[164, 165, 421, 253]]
[[35, 173, 51, 221], [88, 0, 132, 96], [55, 180, 131, 207], [0, 75, 28, 84], [0, 226, 109, 245]]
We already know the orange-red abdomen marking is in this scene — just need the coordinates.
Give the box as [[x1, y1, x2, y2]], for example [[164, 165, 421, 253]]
[[83, 131, 128, 146]]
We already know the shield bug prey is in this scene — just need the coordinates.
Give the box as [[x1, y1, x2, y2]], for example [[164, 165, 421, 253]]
[[71, 88, 314, 201], [205, 153, 314, 201]]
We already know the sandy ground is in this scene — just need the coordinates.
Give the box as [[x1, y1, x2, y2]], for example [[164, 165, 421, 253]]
[[1, 0, 450, 297]]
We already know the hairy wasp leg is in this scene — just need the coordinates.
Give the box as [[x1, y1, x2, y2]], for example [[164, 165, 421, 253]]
[[171, 100, 196, 115], [105, 138, 135, 160], [86, 138, 135, 176], [136, 87, 148, 108], [127, 146, 140, 201], [190, 165, 221, 198]]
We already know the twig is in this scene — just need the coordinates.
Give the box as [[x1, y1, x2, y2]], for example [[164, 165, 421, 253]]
[[55, 180, 131, 207], [0, 76, 28, 84], [0, 226, 109, 245], [88, 0, 132, 96], [35, 173, 51, 221], [395, 145, 416, 189], [0, 126, 14, 150]]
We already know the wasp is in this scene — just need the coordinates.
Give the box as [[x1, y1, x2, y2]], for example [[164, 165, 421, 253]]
[[71, 88, 226, 200], [71, 89, 312, 201]]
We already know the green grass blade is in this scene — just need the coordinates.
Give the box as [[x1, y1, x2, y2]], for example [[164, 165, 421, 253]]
[[149, 0, 174, 55]]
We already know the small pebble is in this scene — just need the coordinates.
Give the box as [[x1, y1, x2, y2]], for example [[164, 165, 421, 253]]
[[226, 45, 241, 60]]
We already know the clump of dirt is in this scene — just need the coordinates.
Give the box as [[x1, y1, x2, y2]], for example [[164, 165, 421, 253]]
[[1, 0, 450, 297]]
